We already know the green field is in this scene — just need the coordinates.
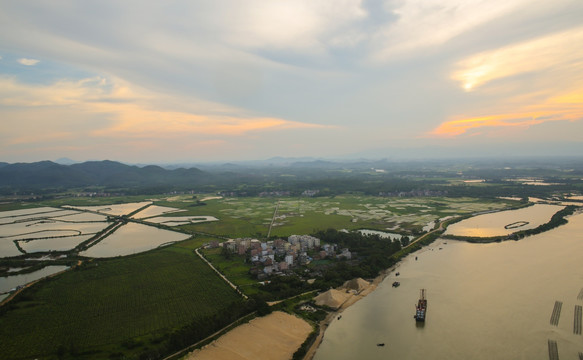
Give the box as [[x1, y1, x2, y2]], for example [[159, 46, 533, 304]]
[[157, 195, 520, 238], [0, 239, 245, 360], [201, 247, 264, 297], [0, 194, 522, 359]]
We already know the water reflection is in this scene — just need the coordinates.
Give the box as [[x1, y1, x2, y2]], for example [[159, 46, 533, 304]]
[[79, 222, 190, 258], [314, 213, 583, 360], [0, 266, 69, 293], [444, 204, 563, 237]]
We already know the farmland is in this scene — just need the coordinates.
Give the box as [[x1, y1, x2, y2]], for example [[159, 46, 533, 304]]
[[0, 240, 247, 360], [165, 195, 520, 238], [0, 193, 538, 359]]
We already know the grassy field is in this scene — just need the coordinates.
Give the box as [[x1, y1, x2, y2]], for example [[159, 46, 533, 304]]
[[202, 247, 262, 296], [2, 194, 518, 240], [0, 239, 244, 360], [0, 194, 521, 359], [155, 195, 520, 238]]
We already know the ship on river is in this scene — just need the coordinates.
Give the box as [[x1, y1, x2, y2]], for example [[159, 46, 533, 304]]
[[414, 289, 427, 322]]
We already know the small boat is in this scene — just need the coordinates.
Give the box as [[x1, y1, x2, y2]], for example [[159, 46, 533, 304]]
[[338, 315, 342, 320], [392, 281, 400, 287], [395, 272, 400, 276], [377, 343, 385, 347]]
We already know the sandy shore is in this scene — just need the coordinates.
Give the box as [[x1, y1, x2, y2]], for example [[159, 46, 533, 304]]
[[183, 311, 312, 360], [182, 266, 397, 360], [304, 266, 396, 360]]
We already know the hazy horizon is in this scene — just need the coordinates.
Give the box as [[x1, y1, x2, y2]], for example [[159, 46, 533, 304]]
[[1, 1, 583, 163]]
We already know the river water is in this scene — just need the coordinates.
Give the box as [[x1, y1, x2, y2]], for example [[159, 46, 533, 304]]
[[444, 203, 563, 237], [314, 212, 583, 360]]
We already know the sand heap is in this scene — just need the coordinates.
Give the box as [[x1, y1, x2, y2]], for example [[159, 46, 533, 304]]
[[341, 278, 370, 293], [314, 289, 351, 310]]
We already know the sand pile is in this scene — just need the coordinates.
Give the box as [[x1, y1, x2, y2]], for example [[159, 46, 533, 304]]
[[185, 311, 311, 360], [314, 289, 351, 309], [341, 278, 370, 293]]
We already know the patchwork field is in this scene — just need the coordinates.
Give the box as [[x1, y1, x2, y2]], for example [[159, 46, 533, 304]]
[[0, 242, 245, 360], [160, 195, 520, 238], [0, 194, 523, 360]]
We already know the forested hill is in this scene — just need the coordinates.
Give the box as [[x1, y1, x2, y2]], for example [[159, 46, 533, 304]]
[[0, 160, 207, 191], [2, 157, 582, 198]]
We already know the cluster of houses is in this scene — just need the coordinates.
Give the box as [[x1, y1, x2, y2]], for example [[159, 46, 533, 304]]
[[73, 192, 126, 197], [258, 191, 291, 197], [378, 189, 448, 197], [208, 235, 352, 279], [217, 189, 320, 198]]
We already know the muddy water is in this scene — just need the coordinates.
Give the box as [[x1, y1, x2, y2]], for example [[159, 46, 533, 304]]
[[0, 265, 69, 293], [79, 222, 190, 258], [444, 204, 564, 237], [314, 212, 583, 360]]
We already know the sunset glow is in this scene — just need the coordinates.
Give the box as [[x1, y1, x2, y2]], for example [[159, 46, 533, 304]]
[[453, 27, 583, 91], [1, 0, 582, 161]]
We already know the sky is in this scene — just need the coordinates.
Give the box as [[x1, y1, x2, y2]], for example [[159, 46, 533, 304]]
[[1, 0, 583, 163]]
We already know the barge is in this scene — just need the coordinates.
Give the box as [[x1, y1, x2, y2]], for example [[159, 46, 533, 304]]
[[414, 289, 427, 322]]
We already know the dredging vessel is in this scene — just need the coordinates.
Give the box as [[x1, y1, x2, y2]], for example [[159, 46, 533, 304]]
[[414, 289, 427, 322]]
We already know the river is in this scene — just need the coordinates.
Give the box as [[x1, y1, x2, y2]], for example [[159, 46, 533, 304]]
[[314, 212, 583, 360]]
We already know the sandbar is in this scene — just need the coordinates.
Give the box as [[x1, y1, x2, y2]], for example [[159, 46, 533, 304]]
[[184, 311, 312, 360]]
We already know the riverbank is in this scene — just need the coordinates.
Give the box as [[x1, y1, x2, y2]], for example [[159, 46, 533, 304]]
[[304, 265, 397, 360], [310, 212, 583, 359]]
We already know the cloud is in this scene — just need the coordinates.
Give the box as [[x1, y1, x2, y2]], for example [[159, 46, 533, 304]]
[[429, 114, 546, 138], [0, 76, 110, 107], [17, 58, 40, 66], [372, 0, 530, 61], [428, 87, 583, 138], [453, 26, 583, 91], [196, 0, 368, 52], [89, 104, 327, 139], [1, 1, 582, 161], [0, 75, 328, 144]]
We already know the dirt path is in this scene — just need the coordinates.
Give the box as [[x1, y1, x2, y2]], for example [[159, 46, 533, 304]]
[[194, 247, 248, 299]]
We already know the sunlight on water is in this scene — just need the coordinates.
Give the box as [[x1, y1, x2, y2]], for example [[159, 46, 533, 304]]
[[79, 222, 190, 258], [315, 212, 583, 360], [0, 266, 69, 293], [444, 204, 563, 237]]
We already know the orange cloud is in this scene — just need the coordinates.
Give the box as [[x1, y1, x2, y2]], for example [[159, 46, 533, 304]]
[[453, 27, 583, 91], [430, 114, 545, 137], [90, 102, 325, 138], [429, 87, 583, 138], [0, 75, 328, 144]]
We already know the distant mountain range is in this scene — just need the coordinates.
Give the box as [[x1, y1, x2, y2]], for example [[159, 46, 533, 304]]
[[0, 160, 206, 191], [3, 156, 583, 195]]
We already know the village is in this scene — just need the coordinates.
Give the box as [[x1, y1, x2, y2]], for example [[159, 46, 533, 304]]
[[206, 235, 352, 280]]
